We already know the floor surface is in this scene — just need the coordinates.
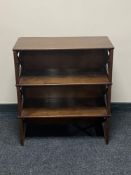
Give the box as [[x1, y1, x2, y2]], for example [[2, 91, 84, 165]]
[[0, 110, 131, 175]]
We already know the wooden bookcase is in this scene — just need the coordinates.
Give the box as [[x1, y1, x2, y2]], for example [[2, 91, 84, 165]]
[[13, 37, 114, 145]]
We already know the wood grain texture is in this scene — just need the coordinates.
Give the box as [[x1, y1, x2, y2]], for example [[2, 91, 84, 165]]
[[13, 37, 114, 51], [13, 37, 114, 145], [21, 106, 109, 118], [18, 74, 111, 86]]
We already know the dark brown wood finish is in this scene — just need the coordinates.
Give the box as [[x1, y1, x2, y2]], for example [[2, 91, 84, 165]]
[[19, 119, 25, 146], [14, 51, 25, 145], [13, 37, 114, 145], [13, 37, 114, 51], [103, 118, 110, 144], [18, 74, 110, 86], [107, 49, 114, 113], [21, 106, 109, 118], [103, 49, 114, 144]]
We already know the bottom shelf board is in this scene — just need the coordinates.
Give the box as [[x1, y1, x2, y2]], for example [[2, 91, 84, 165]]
[[20, 106, 110, 118]]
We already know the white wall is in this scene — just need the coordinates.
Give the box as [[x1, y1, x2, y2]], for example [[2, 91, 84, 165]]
[[0, 0, 131, 103]]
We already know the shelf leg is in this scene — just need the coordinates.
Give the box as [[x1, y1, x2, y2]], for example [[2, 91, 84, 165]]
[[103, 118, 109, 145], [19, 119, 26, 146]]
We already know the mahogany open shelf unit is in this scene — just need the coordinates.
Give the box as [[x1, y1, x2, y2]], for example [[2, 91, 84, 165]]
[[13, 37, 114, 145]]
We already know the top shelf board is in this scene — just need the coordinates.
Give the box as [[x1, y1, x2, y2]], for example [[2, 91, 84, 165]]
[[13, 37, 114, 51]]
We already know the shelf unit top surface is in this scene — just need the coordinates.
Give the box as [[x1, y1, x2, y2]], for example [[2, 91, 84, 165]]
[[13, 37, 114, 51], [21, 106, 109, 118], [17, 74, 111, 86]]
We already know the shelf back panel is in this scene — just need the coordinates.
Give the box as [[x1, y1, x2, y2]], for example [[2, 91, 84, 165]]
[[20, 50, 108, 75], [23, 97, 105, 108], [23, 86, 106, 99]]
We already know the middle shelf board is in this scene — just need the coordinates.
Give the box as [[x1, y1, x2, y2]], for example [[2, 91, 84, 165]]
[[21, 106, 110, 118], [17, 74, 111, 86]]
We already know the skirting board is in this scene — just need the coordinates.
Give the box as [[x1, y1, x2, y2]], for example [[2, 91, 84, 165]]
[[0, 103, 131, 117]]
